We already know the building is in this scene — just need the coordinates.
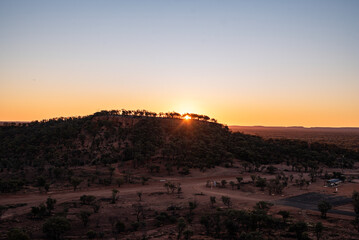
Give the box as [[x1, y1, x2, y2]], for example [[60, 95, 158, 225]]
[[326, 179, 342, 187]]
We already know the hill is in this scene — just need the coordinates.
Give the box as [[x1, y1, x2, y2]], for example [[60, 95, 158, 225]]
[[1, 110, 358, 174], [1, 110, 359, 240]]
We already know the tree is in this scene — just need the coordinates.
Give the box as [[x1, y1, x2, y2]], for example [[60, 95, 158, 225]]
[[70, 177, 82, 191], [43, 217, 71, 240], [7, 228, 30, 240], [278, 210, 290, 224], [318, 201, 332, 219], [115, 221, 126, 233], [188, 201, 198, 215], [250, 175, 256, 183], [236, 177, 243, 189], [80, 195, 96, 205], [221, 180, 227, 188], [132, 204, 144, 222], [242, 162, 249, 172], [37, 176, 46, 190], [31, 204, 47, 219], [221, 196, 232, 208], [0, 205, 7, 219], [116, 178, 124, 187], [92, 203, 100, 213], [200, 215, 211, 235], [46, 197, 57, 214], [177, 183, 182, 194], [137, 191, 142, 201], [164, 182, 177, 194], [290, 174, 294, 182], [44, 183, 50, 193], [177, 217, 186, 240], [183, 229, 193, 240], [108, 166, 115, 182], [266, 165, 277, 174], [210, 196, 216, 208], [255, 177, 267, 191], [315, 222, 324, 240], [78, 211, 92, 227], [141, 176, 149, 185], [86, 230, 97, 239], [353, 191, 359, 231], [111, 189, 119, 204], [289, 221, 308, 240], [229, 181, 235, 190], [352, 191, 359, 218], [254, 201, 273, 212]]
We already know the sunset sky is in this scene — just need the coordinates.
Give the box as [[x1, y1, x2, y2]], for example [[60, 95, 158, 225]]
[[1, 0, 358, 127]]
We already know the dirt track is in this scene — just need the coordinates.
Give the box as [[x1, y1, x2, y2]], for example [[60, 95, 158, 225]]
[[1, 166, 358, 220], [0, 168, 273, 219]]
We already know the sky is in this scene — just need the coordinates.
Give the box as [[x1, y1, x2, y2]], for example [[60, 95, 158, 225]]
[[0, 0, 358, 127]]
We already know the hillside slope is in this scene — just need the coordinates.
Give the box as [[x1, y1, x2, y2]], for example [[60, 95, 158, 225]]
[[1, 111, 358, 173]]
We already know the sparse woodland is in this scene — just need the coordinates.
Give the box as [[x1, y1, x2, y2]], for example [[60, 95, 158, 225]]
[[1, 110, 359, 239]]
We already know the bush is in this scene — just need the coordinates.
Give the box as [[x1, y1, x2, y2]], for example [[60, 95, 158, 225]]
[[0, 179, 24, 193], [78, 211, 92, 227], [86, 230, 97, 239], [131, 222, 140, 231], [31, 204, 47, 219], [318, 201, 332, 219], [179, 167, 190, 175], [289, 221, 308, 240], [116, 221, 126, 233], [43, 217, 71, 240], [7, 228, 30, 240], [0, 205, 7, 218], [80, 195, 96, 205], [221, 196, 232, 208], [46, 197, 56, 214], [92, 203, 100, 213]]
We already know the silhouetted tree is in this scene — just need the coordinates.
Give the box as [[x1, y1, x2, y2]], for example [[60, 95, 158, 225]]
[[318, 201, 332, 219], [42, 217, 71, 240], [222, 196, 232, 208], [315, 222, 324, 240]]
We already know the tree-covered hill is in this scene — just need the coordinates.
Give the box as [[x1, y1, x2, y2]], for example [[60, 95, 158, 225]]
[[0, 110, 358, 172]]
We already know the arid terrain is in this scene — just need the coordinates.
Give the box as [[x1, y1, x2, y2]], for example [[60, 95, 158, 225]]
[[230, 126, 359, 151], [1, 162, 359, 239], [1, 112, 359, 239]]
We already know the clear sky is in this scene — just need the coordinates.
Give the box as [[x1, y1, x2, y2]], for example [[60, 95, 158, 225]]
[[1, 0, 358, 127]]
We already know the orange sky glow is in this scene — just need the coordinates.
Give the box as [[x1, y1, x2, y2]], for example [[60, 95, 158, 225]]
[[1, 1, 358, 127]]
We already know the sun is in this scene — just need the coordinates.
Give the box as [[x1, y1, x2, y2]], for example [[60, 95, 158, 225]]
[[184, 115, 191, 120]]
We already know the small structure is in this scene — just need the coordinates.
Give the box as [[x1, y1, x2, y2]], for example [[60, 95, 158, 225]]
[[326, 179, 342, 187]]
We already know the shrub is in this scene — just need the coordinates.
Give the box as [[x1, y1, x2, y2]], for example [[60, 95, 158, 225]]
[[46, 197, 57, 214], [131, 222, 140, 231], [7, 228, 30, 240], [318, 201, 332, 219], [78, 211, 92, 227], [31, 204, 47, 219], [86, 230, 97, 239], [80, 195, 96, 205], [179, 167, 190, 175], [315, 222, 324, 240], [42, 217, 71, 240], [115, 221, 126, 233], [221, 196, 232, 208], [0, 205, 7, 218], [289, 221, 308, 240], [92, 203, 100, 213]]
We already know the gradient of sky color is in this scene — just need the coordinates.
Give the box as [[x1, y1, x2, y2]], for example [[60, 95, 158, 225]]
[[1, 0, 358, 127]]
